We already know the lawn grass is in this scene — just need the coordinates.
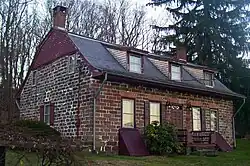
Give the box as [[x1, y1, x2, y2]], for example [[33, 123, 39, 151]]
[[83, 139, 250, 166], [5, 139, 250, 166]]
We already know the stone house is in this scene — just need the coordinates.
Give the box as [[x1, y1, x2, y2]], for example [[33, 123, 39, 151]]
[[17, 6, 245, 153]]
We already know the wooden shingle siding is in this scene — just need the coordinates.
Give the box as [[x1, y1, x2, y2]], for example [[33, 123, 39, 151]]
[[184, 66, 204, 81], [149, 58, 169, 77], [107, 48, 128, 69]]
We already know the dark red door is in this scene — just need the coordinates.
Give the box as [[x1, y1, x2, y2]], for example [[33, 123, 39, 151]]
[[167, 105, 183, 129]]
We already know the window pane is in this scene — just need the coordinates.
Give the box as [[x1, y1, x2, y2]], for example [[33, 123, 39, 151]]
[[150, 102, 160, 124], [150, 103, 160, 116], [45, 105, 50, 115], [205, 72, 212, 80], [172, 65, 180, 72], [193, 120, 201, 131], [192, 108, 200, 119], [130, 63, 141, 73], [171, 65, 181, 80], [130, 56, 141, 64], [192, 108, 201, 131], [129, 55, 141, 73], [122, 114, 134, 128], [211, 121, 215, 131], [44, 105, 50, 125], [122, 99, 134, 128], [150, 116, 160, 124], [204, 80, 209, 86], [172, 72, 181, 80], [122, 99, 134, 114], [44, 115, 50, 125], [211, 111, 217, 131], [204, 72, 213, 86]]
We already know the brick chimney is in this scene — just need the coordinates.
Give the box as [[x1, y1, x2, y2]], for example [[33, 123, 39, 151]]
[[53, 6, 67, 29], [176, 46, 187, 62]]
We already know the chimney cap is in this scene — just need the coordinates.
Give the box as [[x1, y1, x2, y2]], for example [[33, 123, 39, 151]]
[[53, 5, 67, 13]]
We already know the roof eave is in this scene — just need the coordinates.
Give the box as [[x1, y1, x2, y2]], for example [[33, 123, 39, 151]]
[[93, 71, 245, 99]]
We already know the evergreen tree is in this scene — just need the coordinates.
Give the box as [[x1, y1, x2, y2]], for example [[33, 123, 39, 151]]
[[148, 0, 250, 136]]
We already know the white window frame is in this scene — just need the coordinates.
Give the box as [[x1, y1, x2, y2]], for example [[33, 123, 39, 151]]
[[44, 104, 50, 125], [68, 54, 77, 73], [204, 71, 214, 87], [122, 99, 135, 128], [150, 102, 161, 124], [192, 107, 201, 131], [129, 55, 142, 74], [210, 110, 218, 131], [32, 71, 37, 86], [171, 64, 181, 81]]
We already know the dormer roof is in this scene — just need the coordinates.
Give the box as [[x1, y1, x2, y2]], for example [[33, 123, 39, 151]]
[[68, 32, 244, 98]]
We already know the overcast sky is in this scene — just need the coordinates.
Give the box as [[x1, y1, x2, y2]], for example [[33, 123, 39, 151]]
[[128, 0, 170, 27], [96, 0, 170, 26], [37, 0, 169, 26], [126, 0, 166, 20]]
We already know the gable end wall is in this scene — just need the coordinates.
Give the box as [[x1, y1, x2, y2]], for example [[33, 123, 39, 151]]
[[32, 29, 77, 69], [20, 54, 94, 142]]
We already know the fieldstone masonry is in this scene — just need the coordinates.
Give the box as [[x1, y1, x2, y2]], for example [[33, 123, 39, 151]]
[[92, 79, 234, 152], [20, 53, 234, 153], [20, 53, 93, 139]]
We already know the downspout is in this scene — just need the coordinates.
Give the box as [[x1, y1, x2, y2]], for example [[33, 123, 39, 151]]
[[232, 98, 245, 148], [76, 62, 81, 138], [93, 72, 107, 153]]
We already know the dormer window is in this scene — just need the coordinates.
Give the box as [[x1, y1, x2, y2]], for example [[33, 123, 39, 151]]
[[204, 71, 214, 87], [129, 55, 142, 74], [170, 64, 181, 81]]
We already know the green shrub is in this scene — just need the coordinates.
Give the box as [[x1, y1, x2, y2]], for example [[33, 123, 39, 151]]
[[144, 121, 182, 155], [14, 120, 60, 137]]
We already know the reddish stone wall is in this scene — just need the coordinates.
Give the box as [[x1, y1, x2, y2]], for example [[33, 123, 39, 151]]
[[32, 29, 77, 69], [20, 53, 93, 140], [92, 79, 234, 153]]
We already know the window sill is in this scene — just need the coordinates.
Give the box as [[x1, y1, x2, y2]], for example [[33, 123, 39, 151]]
[[129, 70, 142, 74], [171, 79, 181, 82], [205, 85, 214, 88], [122, 126, 135, 129]]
